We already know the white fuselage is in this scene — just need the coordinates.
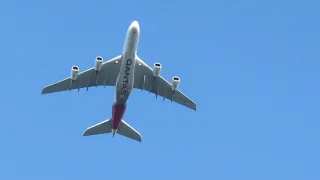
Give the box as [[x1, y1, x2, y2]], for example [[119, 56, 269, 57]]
[[115, 21, 140, 104]]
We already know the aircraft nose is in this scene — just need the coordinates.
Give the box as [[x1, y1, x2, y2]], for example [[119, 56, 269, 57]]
[[130, 21, 140, 32]]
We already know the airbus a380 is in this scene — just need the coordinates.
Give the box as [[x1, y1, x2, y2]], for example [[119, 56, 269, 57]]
[[42, 21, 196, 142]]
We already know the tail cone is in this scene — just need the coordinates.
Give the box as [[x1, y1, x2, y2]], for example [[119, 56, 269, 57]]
[[112, 129, 117, 137]]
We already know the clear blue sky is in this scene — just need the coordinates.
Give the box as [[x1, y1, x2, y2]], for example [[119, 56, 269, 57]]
[[0, 0, 319, 179]]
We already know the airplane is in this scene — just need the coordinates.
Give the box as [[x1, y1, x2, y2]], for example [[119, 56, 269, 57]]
[[41, 21, 196, 142]]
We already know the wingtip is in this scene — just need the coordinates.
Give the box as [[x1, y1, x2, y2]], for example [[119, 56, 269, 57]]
[[83, 131, 91, 136], [192, 104, 197, 111], [135, 133, 142, 142], [41, 87, 49, 95], [82, 128, 91, 136]]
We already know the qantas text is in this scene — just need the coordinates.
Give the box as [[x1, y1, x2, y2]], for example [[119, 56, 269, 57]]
[[120, 59, 132, 95]]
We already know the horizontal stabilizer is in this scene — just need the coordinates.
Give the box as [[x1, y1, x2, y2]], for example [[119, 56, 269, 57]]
[[118, 120, 142, 142], [83, 119, 112, 136], [83, 119, 142, 142]]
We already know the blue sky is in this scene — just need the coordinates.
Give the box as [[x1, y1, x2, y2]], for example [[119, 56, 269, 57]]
[[0, 0, 320, 179]]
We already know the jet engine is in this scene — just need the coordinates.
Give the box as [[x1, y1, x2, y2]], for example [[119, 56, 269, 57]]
[[94, 56, 103, 71], [71, 66, 79, 80], [171, 76, 180, 91], [153, 63, 161, 77]]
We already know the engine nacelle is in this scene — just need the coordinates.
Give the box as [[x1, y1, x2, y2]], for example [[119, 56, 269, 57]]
[[171, 76, 180, 91], [94, 56, 103, 71], [152, 63, 161, 77], [71, 66, 79, 80]]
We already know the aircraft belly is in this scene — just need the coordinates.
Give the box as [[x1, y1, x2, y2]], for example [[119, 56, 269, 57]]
[[116, 56, 136, 102], [112, 103, 126, 129]]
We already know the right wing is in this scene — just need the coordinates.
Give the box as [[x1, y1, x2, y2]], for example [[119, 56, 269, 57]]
[[133, 57, 196, 111], [42, 55, 122, 94]]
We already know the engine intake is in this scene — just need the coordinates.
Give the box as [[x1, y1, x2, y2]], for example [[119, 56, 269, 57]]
[[94, 56, 103, 71], [71, 66, 79, 80], [153, 63, 161, 77], [171, 76, 180, 91]]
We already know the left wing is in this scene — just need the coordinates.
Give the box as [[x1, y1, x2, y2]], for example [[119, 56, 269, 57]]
[[42, 55, 122, 94], [133, 57, 196, 111]]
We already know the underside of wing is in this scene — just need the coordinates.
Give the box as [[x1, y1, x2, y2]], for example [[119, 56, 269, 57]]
[[42, 55, 122, 94], [133, 57, 196, 111]]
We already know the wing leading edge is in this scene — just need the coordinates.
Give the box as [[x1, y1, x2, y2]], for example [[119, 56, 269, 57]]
[[42, 55, 122, 94], [133, 57, 196, 111]]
